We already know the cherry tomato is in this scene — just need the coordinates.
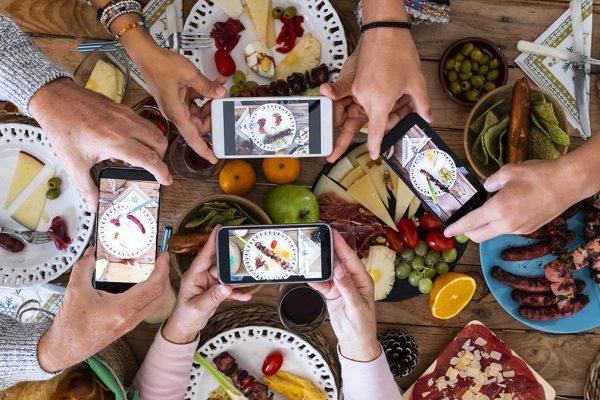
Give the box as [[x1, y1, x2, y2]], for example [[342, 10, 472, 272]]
[[271, 240, 278, 249], [420, 213, 443, 230], [214, 49, 236, 76], [262, 351, 283, 376], [384, 228, 405, 252], [425, 230, 456, 252], [397, 218, 419, 249]]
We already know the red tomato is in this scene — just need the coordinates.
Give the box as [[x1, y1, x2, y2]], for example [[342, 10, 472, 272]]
[[262, 351, 283, 376], [385, 228, 405, 252], [214, 49, 236, 76], [397, 218, 419, 249], [270, 240, 278, 249], [420, 213, 443, 230], [425, 230, 456, 252]]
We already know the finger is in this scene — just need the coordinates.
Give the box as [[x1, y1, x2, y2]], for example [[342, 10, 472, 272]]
[[176, 118, 218, 164], [332, 264, 364, 308], [188, 72, 227, 100], [444, 204, 494, 238], [462, 223, 503, 243], [308, 280, 335, 297], [385, 104, 413, 131], [320, 81, 352, 101], [67, 247, 96, 291], [111, 140, 173, 185], [483, 167, 512, 193], [192, 284, 232, 310], [69, 164, 100, 213], [228, 290, 253, 302], [128, 116, 169, 158], [410, 79, 433, 123], [327, 121, 359, 163], [188, 227, 218, 274], [365, 104, 392, 160], [332, 230, 370, 283]]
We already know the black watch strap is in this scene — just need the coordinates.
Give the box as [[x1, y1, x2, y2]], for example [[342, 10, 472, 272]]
[[361, 21, 412, 32]]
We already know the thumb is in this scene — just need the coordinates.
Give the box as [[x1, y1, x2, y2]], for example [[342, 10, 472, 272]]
[[365, 106, 390, 160], [67, 247, 95, 290], [483, 168, 511, 193], [189, 72, 227, 99], [70, 167, 99, 213], [333, 265, 364, 308], [195, 284, 232, 310]]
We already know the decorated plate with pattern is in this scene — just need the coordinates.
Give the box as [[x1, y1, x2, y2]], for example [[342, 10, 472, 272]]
[[98, 203, 156, 259], [248, 103, 296, 152], [409, 149, 457, 197], [242, 229, 297, 280]]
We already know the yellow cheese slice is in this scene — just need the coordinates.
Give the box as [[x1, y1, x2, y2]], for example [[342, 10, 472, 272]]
[[85, 59, 124, 103], [266, 0, 276, 47], [11, 168, 55, 230], [407, 196, 421, 219], [247, 0, 269, 47], [313, 175, 357, 204], [339, 165, 365, 189], [356, 153, 389, 208], [394, 179, 415, 223], [213, 0, 243, 18], [4, 152, 44, 208], [347, 175, 397, 231], [346, 143, 368, 167], [327, 156, 354, 183]]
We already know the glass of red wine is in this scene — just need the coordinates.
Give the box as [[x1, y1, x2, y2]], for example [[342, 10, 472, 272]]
[[277, 284, 326, 334], [169, 134, 224, 180]]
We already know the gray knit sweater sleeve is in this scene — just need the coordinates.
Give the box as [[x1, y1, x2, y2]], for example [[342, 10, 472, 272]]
[[0, 313, 59, 389], [0, 14, 72, 116]]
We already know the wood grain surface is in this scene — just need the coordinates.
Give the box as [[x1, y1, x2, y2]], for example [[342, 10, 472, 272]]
[[1, 0, 599, 397]]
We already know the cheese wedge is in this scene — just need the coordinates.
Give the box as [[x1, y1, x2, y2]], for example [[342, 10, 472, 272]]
[[407, 196, 421, 219], [11, 168, 55, 230], [246, 0, 269, 47], [356, 153, 389, 208], [346, 143, 368, 167], [347, 175, 397, 231], [313, 175, 357, 204], [394, 180, 414, 223], [339, 165, 365, 189], [213, 0, 243, 18], [266, 0, 276, 47], [85, 59, 125, 103], [4, 152, 44, 208], [327, 156, 354, 183]]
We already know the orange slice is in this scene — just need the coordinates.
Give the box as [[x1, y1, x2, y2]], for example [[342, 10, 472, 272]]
[[429, 272, 476, 320]]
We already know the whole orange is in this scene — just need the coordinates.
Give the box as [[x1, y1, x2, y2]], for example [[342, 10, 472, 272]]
[[262, 158, 301, 184], [219, 160, 256, 195]]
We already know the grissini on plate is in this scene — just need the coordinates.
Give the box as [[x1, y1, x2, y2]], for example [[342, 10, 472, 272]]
[[506, 77, 531, 164]]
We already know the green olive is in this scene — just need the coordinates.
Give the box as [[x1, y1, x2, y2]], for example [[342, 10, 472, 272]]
[[486, 69, 500, 82], [458, 72, 472, 81], [489, 58, 500, 69], [232, 71, 246, 85], [483, 81, 496, 93], [470, 75, 485, 89], [447, 70, 458, 82], [449, 81, 461, 95], [244, 81, 258, 91], [470, 48, 483, 62], [444, 57, 456, 70], [479, 54, 490, 65], [454, 52, 465, 62], [283, 6, 297, 19], [460, 81, 471, 91], [453, 61, 462, 72], [477, 65, 489, 75], [472, 62, 479, 71], [272, 6, 284, 19], [46, 188, 60, 200], [460, 59, 472, 74], [229, 83, 245, 96], [461, 42, 475, 56], [465, 90, 480, 102], [47, 177, 62, 189]]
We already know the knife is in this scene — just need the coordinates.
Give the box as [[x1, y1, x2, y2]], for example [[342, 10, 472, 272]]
[[570, 0, 592, 139], [516, 41, 600, 65]]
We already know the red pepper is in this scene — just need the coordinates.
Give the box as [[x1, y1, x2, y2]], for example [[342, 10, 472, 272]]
[[275, 25, 296, 53], [384, 228, 405, 252], [397, 218, 419, 249], [270, 240, 278, 249], [425, 230, 456, 252], [420, 213, 443, 230]]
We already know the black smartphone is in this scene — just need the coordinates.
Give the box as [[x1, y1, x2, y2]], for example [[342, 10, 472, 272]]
[[380, 113, 487, 226], [93, 167, 161, 293], [217, 223, 333, 285]]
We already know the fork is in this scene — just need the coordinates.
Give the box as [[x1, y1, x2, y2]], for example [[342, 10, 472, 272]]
[[77, 32, 212, 53], [0, 227, 52, 245]]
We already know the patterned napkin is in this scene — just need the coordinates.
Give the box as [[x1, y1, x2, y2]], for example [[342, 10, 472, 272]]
[[515, 0, 593, 139], [0, 285, 63, 323]]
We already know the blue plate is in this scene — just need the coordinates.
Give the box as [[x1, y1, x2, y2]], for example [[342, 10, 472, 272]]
[[480, 212, 600, 333]]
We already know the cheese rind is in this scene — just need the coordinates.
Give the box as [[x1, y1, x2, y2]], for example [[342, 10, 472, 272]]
[[347, 175, 397, 231], [328, 156, 354, 183], [4, 152, 44, 208]]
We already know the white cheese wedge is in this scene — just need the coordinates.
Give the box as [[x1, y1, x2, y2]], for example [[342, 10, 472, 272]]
[[407, 196, 421, 219], [313, 175, 357, 204], [246, 0, 269, 47], [339, 165, 365, 189], [346, 144, 368, 167], [356, 153, 389, 208], [213, 0, 243, 18], [85, 59, 125, 103], [347, 175, 397, 231], [4, 152, 44, 208], [328, 157, 354, 182], [11, 168, 55, 230]]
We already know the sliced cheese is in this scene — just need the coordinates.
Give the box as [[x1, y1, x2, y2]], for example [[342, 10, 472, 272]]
[[213, 0, 243, 18], [347, 175, 397, 231], [11, 168, 55, 230], [4, 152, 44, 208], [313, 175, 357, 204], [85, 59, 125, 103], [407, 196, 421, 219], [384, 163, 398, 194], [246, 0, 269, 47], [266, 0, 276, 47], [339, 165, 365, 189], [394, 180, 414, 223], [346, 143, 368, 167], [356, 154, 389, 208], [327, 156, 354, 183]]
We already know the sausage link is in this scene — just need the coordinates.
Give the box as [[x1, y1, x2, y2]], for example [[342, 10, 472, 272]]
[[0, 233, 25, 253], [491, 266, 551, 293], [506, 78, 531, 164]]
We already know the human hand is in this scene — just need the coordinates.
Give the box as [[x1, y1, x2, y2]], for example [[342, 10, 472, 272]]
[[444, 159, 582, 242], [162, 227, 252, 344], [309, 230, 380, 362], [38, 248, 171, 372], [29, 78, 172, 212]]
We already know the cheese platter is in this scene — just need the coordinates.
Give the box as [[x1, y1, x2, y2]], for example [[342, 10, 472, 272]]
[[312, 143, 469, 302]]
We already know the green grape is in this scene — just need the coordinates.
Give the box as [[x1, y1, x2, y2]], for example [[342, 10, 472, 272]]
[[415, 239, 428, 257], [423, 267, 436, 279], [418, 278, 433, 294], [436, 261, 450, 275], [395, 262, 412, 280], [232, 71, 246, 85], [424, 250, 441, 265], [408, 272, 421, 287], [411, 256, 425, 269], [400, 248, 415, 262], [455, 234, 470, 243], [442, 248, 458, 263]]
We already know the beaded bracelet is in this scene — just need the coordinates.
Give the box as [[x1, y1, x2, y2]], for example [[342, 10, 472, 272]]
[[100, 0, 142, 33], [100, 0, 140, 24], [115, 20, 146, 41]]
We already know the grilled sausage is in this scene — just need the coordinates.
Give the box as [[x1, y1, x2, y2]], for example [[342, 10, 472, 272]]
[[501, 231, 575, 261], [506, 78, 531, 164], [167, 232, 211, 254], [511, 280, 585, 307], [491, 266, 551, 293], [0, 233, 24, 253], [518, 295, 589, 321]]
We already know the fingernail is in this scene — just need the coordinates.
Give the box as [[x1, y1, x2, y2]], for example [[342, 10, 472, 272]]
[[370, 151, 378, 160], [216, 86, 227, 97], [334, 266, 346, 280], [443, 228, 453, 238], [219, 285, 232, 296]]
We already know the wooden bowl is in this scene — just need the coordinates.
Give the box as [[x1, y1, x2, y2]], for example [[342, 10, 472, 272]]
[[171, 194, 271, 295], [439, 37, 508, 107], [464, 84, 569, 179]]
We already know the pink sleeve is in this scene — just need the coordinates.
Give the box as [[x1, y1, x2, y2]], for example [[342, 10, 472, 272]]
[[131, 328, 200, 400], [339, 347, 403, 400]]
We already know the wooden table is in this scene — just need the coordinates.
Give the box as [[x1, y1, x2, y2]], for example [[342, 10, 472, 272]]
[[2, 0, 599, 397]]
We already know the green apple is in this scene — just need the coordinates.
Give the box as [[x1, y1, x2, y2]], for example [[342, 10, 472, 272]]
[[264, 184, 319, 224]]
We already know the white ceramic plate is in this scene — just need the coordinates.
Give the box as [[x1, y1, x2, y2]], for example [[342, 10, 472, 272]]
[[243, 229, 297, 280], [185, 326, 338, 400], [0, 124, 94, 287], [248, 103, 296, 151], [98, 203, 157, 259], [182, 0, 348, 101], [409, 149, 457, 197]]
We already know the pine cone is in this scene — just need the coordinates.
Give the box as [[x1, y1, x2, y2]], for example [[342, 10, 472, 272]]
[[377, 328, 420, 378]]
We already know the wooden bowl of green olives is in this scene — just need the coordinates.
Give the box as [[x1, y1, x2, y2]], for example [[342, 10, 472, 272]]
[[439, 37, 508, 106]]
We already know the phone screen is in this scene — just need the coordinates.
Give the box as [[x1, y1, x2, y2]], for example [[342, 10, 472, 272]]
[[95, 176, 160, 286], [218, 224, 332, 284], [383, 115, 485, 224], [222, 98, 322, 156]]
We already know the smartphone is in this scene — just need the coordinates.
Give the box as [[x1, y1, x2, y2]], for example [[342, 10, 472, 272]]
[[93, 167, 161, 293], [211, 96, 333, 158], [217, 223, 333, 285], [380, 113, 487, 225]]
